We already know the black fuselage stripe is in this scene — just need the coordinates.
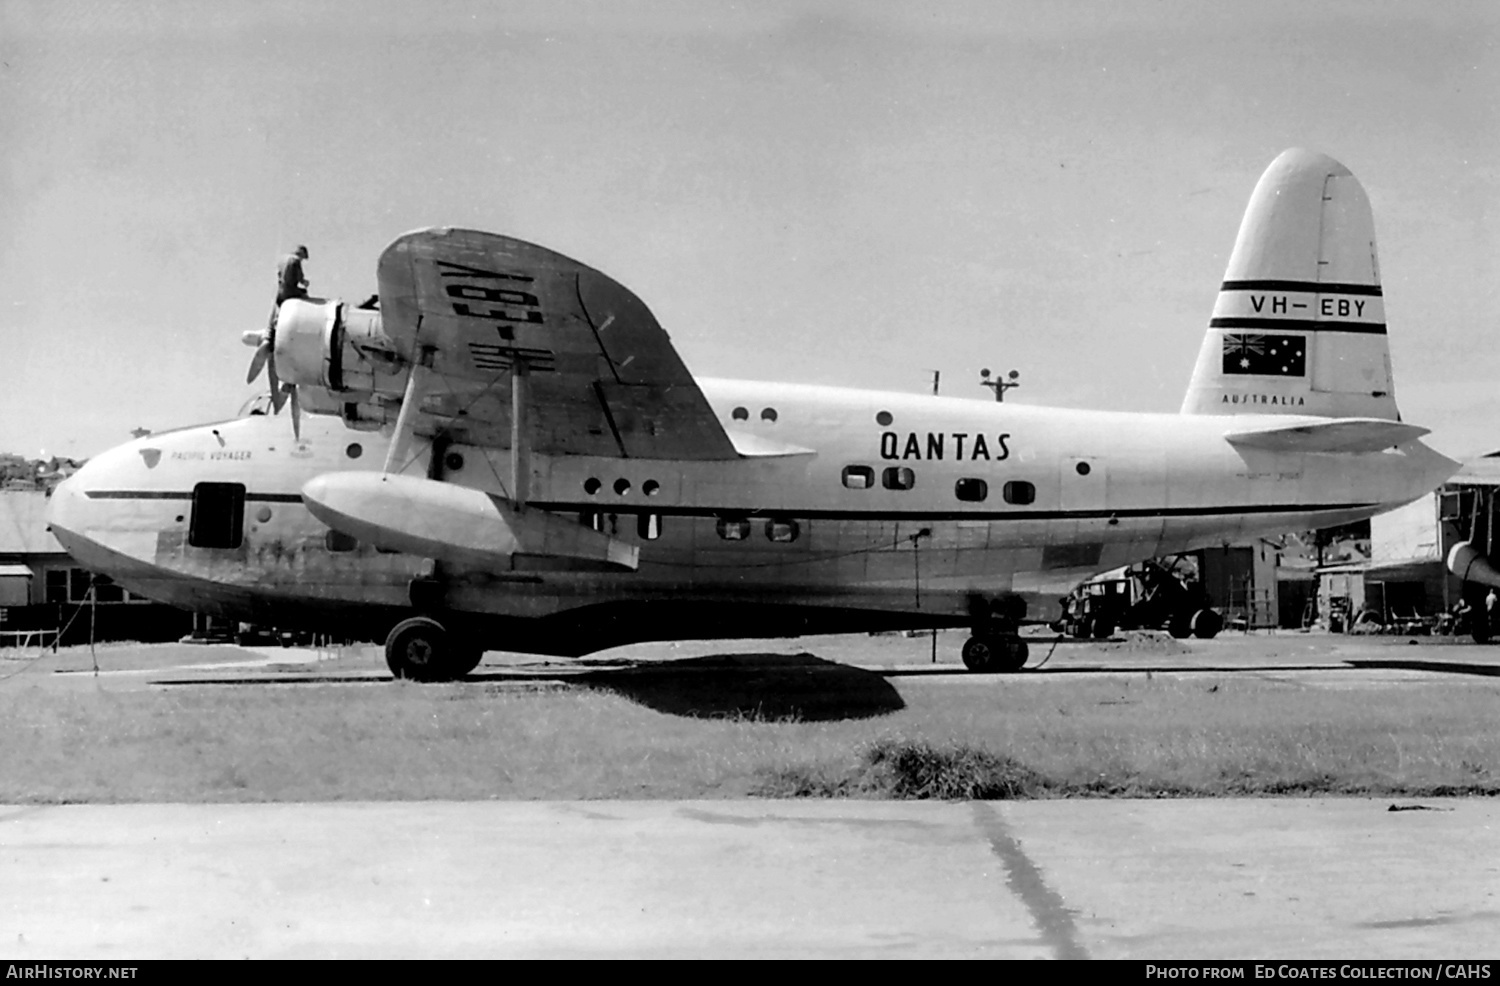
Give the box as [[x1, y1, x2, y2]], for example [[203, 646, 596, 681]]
[[1220, 280, 1383, 297], [82, 490, 1378, 522], [1209, 317, 1387, 335], [85, 491, 303, 503]]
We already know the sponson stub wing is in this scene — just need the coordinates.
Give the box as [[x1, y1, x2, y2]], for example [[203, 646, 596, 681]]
[[377, 228, 739, 460]]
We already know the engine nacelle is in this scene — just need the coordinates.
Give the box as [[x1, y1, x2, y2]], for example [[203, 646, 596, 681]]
[[1447, 540, 1500, 589], [294, 385, 399, 432], [274, 298, 407, 397]]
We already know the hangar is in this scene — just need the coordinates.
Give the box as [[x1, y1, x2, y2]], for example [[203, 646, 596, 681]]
[[1321, 456, 1500, 632]]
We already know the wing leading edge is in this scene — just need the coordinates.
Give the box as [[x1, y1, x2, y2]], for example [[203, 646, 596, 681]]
[[377, 228, 738, 460]]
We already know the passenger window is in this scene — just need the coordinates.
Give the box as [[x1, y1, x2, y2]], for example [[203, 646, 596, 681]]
[[638, 513, 662, 540], [325, 529, 358, 552], [188, 482, 245, 549], [842, 466, 874, 490], [716, 517, 751, 541], [882, 466, 916, 491], [1003, 481, 1036, 505], [955, 478, 988, 502], [766, 519, 800, 543]]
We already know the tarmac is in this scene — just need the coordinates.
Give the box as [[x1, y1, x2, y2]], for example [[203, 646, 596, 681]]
[[5, 631, 1500, 959], [3, 798, 1497, 959]]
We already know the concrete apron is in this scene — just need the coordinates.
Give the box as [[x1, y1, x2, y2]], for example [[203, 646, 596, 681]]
[[1, 798, 1495, 959]]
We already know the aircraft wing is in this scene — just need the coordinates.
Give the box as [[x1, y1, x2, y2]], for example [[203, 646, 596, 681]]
[[376, 227, 738, 460]]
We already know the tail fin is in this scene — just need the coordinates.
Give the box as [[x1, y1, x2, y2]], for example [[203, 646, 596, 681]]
[[1181, 149, 1397, 419]]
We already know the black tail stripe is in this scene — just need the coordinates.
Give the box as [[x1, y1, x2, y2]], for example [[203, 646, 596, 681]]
[[1221, 280, 1383, 296], [1209, 317, 1386, 335]]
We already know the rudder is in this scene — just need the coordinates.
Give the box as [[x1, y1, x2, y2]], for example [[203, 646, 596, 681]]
[[1181, 149, 1397, 419]]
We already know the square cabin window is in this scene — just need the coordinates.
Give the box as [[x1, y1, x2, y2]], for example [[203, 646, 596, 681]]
[[716, 517, 751, 541], [955, 478, 988, 502], [189, 482, 246, 549], [1003, 481, 1036, 505], [842, 466, 874, 490], [766, 518, 800, 543], [882, 466, 916, 491]]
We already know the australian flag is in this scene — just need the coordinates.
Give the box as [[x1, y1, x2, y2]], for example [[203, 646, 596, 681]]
[[1222, 333, 1306, 376]]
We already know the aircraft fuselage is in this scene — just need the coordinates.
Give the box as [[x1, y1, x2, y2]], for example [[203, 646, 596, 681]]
[[47, 378, 1453, 654]]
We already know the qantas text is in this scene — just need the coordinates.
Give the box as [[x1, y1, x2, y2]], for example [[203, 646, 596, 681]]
[[880, 432, 1011, 462]]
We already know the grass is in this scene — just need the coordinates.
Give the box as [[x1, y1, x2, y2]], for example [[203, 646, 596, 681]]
[[3, 649, 1499, 803]]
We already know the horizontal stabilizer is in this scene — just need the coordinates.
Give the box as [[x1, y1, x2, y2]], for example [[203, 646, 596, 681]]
[[1224, 418, 1429, 454], [302, 472, 639, 572]]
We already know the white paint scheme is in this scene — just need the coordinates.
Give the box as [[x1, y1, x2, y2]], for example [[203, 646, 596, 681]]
[[1182, 149, 1395, 419], [46, 150, 1458, 657]]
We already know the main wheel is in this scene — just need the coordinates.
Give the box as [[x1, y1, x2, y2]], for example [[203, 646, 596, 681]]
[[1168, 612, 1193, 639], [996, 636, 1029, 672], [451, 644, 485, 677], [961, 635, 997, 672], [1191, 609, 1223, 639], [1091, 619, 1114, 640], [962, 635, 1029, 673], [385, 616, 454, 682]]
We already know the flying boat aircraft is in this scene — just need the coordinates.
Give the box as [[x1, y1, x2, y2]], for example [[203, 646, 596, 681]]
[[48, 149, 1458, 679]]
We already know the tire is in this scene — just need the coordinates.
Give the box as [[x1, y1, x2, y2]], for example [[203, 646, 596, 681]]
[[996, 637, 1029, 673], [451, 645, 485, 677], [385, 616, 454, 682], [963, 635, 1028, 673], [1091, 620, 1114, 640], [1168, 612, 1192, 638], [1191, 609, 1223, 640], [961, 636, 996, 672]]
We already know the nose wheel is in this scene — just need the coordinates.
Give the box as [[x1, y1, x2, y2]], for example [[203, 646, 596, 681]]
[[961, 634, 1029, 673]]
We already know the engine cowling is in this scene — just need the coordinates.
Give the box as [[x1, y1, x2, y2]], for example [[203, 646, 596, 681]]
[[273, 298, 407, 398]]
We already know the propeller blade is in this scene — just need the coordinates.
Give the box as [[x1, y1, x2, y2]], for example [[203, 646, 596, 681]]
[[246, 341, 271, 384], [268, 356, 287, 413], [288, 385, 301, 440]]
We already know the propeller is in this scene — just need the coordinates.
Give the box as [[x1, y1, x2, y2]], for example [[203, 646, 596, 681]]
[[286, 383, 301, 439], [243, 314, 292, 423]]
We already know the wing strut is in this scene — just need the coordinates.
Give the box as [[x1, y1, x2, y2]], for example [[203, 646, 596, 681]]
[[511, 360, 530, 510], [384, 347, 436, 476]]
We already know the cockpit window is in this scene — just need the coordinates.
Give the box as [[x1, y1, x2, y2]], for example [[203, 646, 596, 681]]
[[189, 483, 246, 549]]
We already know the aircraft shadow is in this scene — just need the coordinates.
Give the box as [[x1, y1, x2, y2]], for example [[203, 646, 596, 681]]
[[877, 663, 1347, 677], [1344, 659, 1500, 679], [569, 652, 906, 722]]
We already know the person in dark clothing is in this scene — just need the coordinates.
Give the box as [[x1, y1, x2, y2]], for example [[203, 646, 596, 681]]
[[268, 245, 310, 334], [277, 245, 310, 304]]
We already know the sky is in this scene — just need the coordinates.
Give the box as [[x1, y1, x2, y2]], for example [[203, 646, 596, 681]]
[[1, 0, 1497, 460]]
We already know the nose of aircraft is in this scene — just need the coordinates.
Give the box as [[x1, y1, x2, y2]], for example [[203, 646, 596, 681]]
[[45, 467, 90, 546]]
